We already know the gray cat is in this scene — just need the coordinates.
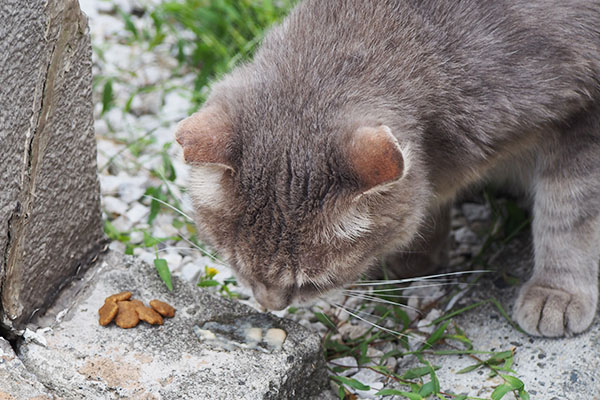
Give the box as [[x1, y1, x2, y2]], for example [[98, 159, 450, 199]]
[[175, 0, 600, 337]]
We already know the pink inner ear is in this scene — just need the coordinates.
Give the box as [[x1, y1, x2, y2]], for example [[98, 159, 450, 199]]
[[349, 126, 404, 191], [175, 105, 233, 168]]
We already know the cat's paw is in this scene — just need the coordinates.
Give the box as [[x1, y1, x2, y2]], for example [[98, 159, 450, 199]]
[[513, 284, 597, 337]]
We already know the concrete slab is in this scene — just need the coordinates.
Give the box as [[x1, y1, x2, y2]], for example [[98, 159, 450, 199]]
[[18, 251, 327, 400], [406, 289, 600, 399], [393, 238, 600, 399], [0, 337, 56, 400]]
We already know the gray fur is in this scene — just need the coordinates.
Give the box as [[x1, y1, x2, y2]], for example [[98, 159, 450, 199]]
[[178, 0, 600, 336]]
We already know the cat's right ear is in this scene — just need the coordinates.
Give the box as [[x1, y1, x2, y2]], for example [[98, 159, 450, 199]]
[[175, 105, 235, 171], [346, 125, 405, 193]]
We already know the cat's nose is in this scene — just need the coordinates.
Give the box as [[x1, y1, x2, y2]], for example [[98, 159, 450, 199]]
[[252, 282, 291, 311]]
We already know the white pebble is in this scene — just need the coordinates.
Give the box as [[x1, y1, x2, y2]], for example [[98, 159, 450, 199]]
[[119, 183, 146, 204], [162, 252, 183, 271], [454, 226, 479, 244], [329, 356, 358, 377], [110, 215, 133, 232], [178, 263, 202, 283], [103, 196, 128, 215], [126, 203, 149, 224], [129, 231, 144, 244], [338, 322, 369, 340], [461, 202, 491, 222], [354, 381, 384, 399], [99, 175, 121, 195]]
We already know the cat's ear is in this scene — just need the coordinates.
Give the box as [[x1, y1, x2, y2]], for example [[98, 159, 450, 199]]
[[175, 105, 234, 170], [347, 125, 404, 192]]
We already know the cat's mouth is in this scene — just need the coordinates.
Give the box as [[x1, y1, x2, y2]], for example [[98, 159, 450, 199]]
[[251, 279, 336, 311], [251, 281, 293, 311]]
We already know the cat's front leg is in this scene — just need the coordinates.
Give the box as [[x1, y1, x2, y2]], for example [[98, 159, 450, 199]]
[[514, 114, 600, 337]]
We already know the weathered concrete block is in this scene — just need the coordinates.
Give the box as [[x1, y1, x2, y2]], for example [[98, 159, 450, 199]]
[[18, 251, 328, 399], [0, 337, 55, 400], [399, 238, 600, 399], [0, 0, 104, 330]]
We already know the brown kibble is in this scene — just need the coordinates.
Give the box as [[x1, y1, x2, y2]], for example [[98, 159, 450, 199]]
[[131, 300, 163, 325], [115, 301, 140, 329], [150, 300, 175, 318], [98, 301, 119, 326], [129, 299, 144, 308], [105, 291, 132, 304]]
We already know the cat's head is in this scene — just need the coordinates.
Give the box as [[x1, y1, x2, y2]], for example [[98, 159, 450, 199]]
[[176, 95, 429, 310]]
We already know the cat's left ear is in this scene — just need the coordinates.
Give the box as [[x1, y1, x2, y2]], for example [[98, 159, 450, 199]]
[[346, 125, 404, 193], [175, 105, 235, 171]]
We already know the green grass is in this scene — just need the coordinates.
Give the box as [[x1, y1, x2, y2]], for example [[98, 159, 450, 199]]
[[95, 1, 533, 399]]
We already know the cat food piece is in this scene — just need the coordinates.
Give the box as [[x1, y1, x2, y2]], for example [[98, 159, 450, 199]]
[[149, 299, 175, 317], [105, 291, 132, 304], [131, 300, 163, 325], [115, 301, 140, 329], [264, 328, 287, 349], [98, 301, 119, 326], [129, 299, 144, 308]]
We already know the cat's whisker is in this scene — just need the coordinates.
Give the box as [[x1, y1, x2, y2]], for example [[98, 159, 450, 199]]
[[329, 302, 424, 342], [341, 290, 434, 299], [354, 270, 490, 285], [346, 282, 466, 294], [343, 292, 422, 313], [143, 195, 194, 222], [177, 235, 229, 267], [154, 246, 200, 254]]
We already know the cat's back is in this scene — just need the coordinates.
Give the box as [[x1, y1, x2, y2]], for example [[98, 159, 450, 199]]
[[276, 0, 600, 129], [257, 0, 600, 99]]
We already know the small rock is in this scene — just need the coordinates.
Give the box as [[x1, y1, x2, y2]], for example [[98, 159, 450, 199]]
[[23, 328, 51, 347], [354, 381, 384, 399], [119, 183, 146, 204], [338, 322, 370, 340], [152, 217, 180, 238], [461, 203, 492, 223], [110, 215, 133, 232], [162, 252, 183, 271], [126, 203, 149, 224], [129, 91, 161, 115], [454, 226, 479, 244], [161, 90, 192, 121], [330, 356, 358, 377], [99, 174, 122, 195], [352, 368, 384, 386], [451, 215, 468, 229], [108, 240, 126, 253], [416, 309, 443, 334], [177, 262, 202, 283], [366, 348, 384, 359], [129, 230, 144, 244], [103, 196, 129, 215], [133, 248, 155, 266]]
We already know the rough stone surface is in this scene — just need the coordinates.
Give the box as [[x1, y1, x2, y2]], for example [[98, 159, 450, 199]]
[[0, 337, 55, 399], [18, 251, 328, 400], [0, 0, 104, 330]]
